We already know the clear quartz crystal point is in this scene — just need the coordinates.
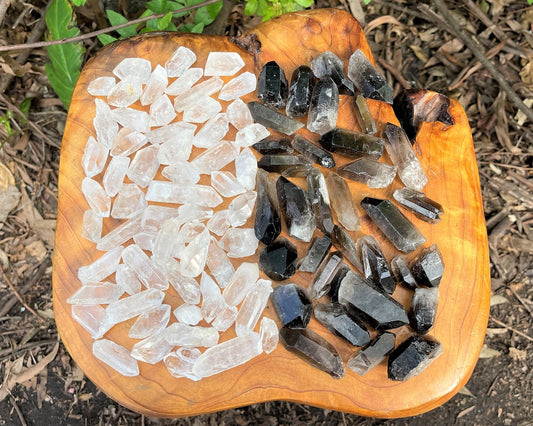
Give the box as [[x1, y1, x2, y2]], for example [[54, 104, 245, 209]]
[[134, 231, 156, 252], [223, 262, 259, 306], [150, 94, 176, 126], [180, 228, 210, 277], [121, 244, 168, 290], [108, 76, 143, 107], [82, 136, 108, 178], [228, 191, 257, 227], [111, 184, 147, 219], [162, 161, 200, 185], [115, 263, 142, 295], [177, 203, 213, 223], [104, 288, 165, 324], [128, 304, 171, 339], [200, 272, 225, 322], [141, 65, 168, 106], [191, 332, 262, 378], [337, 158, 397, 189], [131, 330, 174, 364], [325, 172, 360, 231], [142, 205, 179, 232], [259, 317, 279, 354], [93, 339, 139, 377], [183, 96, 221, 123], [93, 99, 118, 149], [72, 305, 106, 338], [77, 245, 124, 284], [165, 46, 197, 77], [103, 156, 130, 197], [97, 213, 143, 251], [193, 113, 229, 149], [173, 77, 223, 112], [112, 107, 150, 133], [152, 217, 182, 267], [236, 123, 270, 148], [206, 237, 235, 288], [164, 348, 202, 381], [348, 49, 393, 104], [212, 305, 238, 332], [384, 123, 427, 190], [207, 210, 231, 236], [167, 259, 201, 304], [235, 147, 257, 191], [88, 76, 116, 96], [219, 228, 258, 258], [227, 98, 254, 130], [211, 171, 246, 197], [173, 304, 203, 325], [192, 140, 239, 175], [113, 58, 151, 83], [67, 283, 124, 305], [164, 323, 220, 347], [165, 67, 203, 96], [235, 279, 273, 336], [82, 209, 102, 243], [127, 145, 160, 188], [204, 52, 245, 76], [219, 71, 257, 101], [147, 121, 196, 146], [307, 76, 339, 135], [82, 178, 111, 217], [157, 132, 194, 165], [110, 128, 147, 157]]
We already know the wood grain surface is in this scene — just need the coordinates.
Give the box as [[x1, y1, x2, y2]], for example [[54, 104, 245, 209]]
[[52, 8, 490, 418]]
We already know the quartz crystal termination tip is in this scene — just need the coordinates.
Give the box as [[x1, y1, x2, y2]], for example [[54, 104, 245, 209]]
[[257, 61, 288, 109], [271, 283, 312, 329], [307, 76, 339, 136], [348, 49, 393, 104], [310, 51, 354, 96], [286, 65, 315, 118]]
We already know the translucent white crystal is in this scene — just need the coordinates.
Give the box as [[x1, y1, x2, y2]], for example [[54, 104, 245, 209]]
[[183, 96, 221, 123], [108, 76, 143, 107], [128, 304, 171, 339], [191, 140, 239, 175], [111, 107, 150, 133], [177, 204, 213, 224], [211, 305, 238, 332], [165, 46, 197, 77], [93, 339, 139, 377], [210, 171, 245, 198], [121, 244, 168, 290], [67, 282, 124, 305], [222, 262, 259, 308], [140, 65, 168, 106], [110, 128, 147, 157], [227, 99, 254, 130], [219, 228, 258, 258], [149, 94, 176, 127], [173, 304, 203, 325], [131, 330, 174, 364], [162, 162, 200, 185], [94, 99, 118, 149], [193, 113, 229, 149], [235, 279, 272, 336], [164, 323, 219, 347], [152, 217, 182, 267], [72, 305, 106, 339], [177, 222, 205, 243], [141, 205, 179, 232], [111, 184, 147, 219], [82, 209, 102, 243], [157, 128, 194, 164], [204, 52, 245, 76], [191, 333, 262, 378], [259, 317, 279, 354], [88, 76, 116, 96], [78, 246, 124, 284], [164, 348, 201, 381], [165, 68, 203, 96], [146, 121, 196, 145], [104, 288, 165, 324], [97, 213, 143, 251], [180, 228, 210, 277], [82, 178, 111, 217], [235, 147, 257, 191], [207, 210, 231, 236], [115, 263, 142, 295], [228, 191, 257, 227], [206, 237, 235, 288], [103, 156, 130, 197], [82, 136, 108, 178], [167, 259, 201, 304], [113, 58, 152, 83], [235, 123, 270, 147], [174, 77, 224, 112], [306, 77, 339, 135], [133, 231, 157, 252], [218, 71, 257, 101], [127, 145, 159, 188], [200, 272, 225, 323], [145, 181, 190, 204]]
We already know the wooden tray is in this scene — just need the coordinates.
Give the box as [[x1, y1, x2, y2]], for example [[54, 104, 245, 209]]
[[52, 8, 490, 418]]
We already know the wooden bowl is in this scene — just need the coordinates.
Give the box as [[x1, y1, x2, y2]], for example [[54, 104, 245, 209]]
[[52, 8, 490, 418]]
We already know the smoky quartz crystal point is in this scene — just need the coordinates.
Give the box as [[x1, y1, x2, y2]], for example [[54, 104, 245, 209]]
[[280, 327, 345, 379], [252, 138, 294, 155], [259, 238, 298, 281], [393, 188, 444, 223], [357, 235, 396, 294], [310, 251, 344, 300], [354, 94, 377, 135], [258, 155, 311, 173], [292, 135, 335, 168], [337, 158, 397, 189], [254, 170, 281, 245], [328, 263, 350, 303], [271, 283, 312, 328], [410, 244, 444, 287], [409, 287, 439, 334], [257, 61, 288, 109], [311, 51, 355, 96], [307, 168, 334, 235], [307, 77, 339, 135], [314, 303, 370, 347], [318, 128, 384, 159], [348, 49, 393, 104], [331, 225, 363, 272], [347, 331, 396, 375], [338, 271, 409, 330], [391, 255, 417, 289], [248, 101, 304, 135], [286, 65, 315, 118], [276, 176, 315, 242], [360, 197, 426, 253], [298, 235, 332, 273], [388, 335, 443, 381]]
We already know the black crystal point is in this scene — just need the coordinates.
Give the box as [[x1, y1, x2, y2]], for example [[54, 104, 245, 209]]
[[252, 138, 294, 155], [410, 244, 444, 287], [248, 102, 304, 135], [311, 51, 355, 96], [409, 287, 439, 334], [314, 303, 370, 347], [347, 49, 393, 104], [254, 170, 281, 245], [393, 188, 444, 223], [357, 235, 396, 295], [259, 238, 298, 281], [347, 331, 396, 376], [387, 335, 443, 381], [360, 197, 426, 253], [271, 283, 312, 329], [298, 235, 332, 274], [391, 255, 417, 289], [307, 168, 334, 235], [257, 60, 288, 109], [328, 263, 350, 303], [318, 128, 384, 159], [292, 135, 335, 168], [280, 327, 345, 379], [393, 89, 454, 141], [286, 65, 315, 118], [338, 271, 409, 330], [276, 176, 315, 242]]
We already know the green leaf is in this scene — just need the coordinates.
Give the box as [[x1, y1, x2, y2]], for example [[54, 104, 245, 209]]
[[190, 21, 204, 33], [71, 0, 87, 6], [528, 0, 533, 5], [244, 0, 257, 15], [147, 0, 167, 13], [157, 12, 173, 30], [195, 0, 223, 25], [45, 0, 85, 109], [19, 98, 32, 116], [97, 33, 117, 45], [363, 0, 371, 4], [106, 10, 137, 37], [295, 0, 313, 7]]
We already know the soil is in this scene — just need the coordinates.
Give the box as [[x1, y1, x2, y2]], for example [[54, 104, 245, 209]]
[[0, 1, 531, 425]]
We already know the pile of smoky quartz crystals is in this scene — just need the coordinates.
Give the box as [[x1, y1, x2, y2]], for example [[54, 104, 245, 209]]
[[251, 49, 450, 381]]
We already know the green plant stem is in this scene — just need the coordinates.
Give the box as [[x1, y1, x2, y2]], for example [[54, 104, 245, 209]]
[[0, 0, 221, 53]]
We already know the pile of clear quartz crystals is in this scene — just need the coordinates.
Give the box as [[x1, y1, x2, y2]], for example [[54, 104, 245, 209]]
[[70, 46, 280, 380]]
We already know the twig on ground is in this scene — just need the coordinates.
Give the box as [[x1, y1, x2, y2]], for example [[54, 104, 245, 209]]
[[508, 285, 533, 319], [9, 395, 28, 426], [0, 0, 221, 53], [376, 57, 411, 89], [489, 316, 533, 342], [0, 338, 57, 360]]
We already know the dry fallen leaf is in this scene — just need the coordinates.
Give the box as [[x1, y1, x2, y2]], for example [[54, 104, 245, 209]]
[[478, 344, 501, 359], [490, 294, 509, 306], [508, 347, 527, 362]]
